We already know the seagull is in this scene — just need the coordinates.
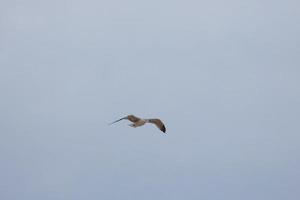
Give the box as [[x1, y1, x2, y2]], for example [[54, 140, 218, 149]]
[[109, 115, 166, 133]]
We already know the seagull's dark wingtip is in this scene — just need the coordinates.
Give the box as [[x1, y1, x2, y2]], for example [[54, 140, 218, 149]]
[[161, 125, 166, 133], [109, 117, 127, 125]]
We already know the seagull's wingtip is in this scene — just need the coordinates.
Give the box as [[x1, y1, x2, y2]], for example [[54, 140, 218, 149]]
[[161, 125, 166, 133]]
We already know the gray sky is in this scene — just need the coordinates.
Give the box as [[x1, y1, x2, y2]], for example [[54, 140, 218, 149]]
[[1, 0, 300, 199]]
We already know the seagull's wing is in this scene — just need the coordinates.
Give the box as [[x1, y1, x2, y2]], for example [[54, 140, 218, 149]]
[[109, 116, 128, 125], [148, 119, 166, 133]]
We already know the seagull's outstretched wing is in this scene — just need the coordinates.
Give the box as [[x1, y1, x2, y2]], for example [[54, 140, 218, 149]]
[[109, 117, 128, 125], [148, 119, 166, 133]]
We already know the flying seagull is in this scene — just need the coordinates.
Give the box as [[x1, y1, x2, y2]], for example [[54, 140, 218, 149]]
[[109, 115, 166, 133]]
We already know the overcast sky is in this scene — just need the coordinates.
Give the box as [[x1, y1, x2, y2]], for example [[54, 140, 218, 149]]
[[1, 0, 300, 199]]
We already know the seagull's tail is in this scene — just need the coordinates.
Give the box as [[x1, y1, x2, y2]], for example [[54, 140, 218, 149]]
[[109, 117, 127, 125]]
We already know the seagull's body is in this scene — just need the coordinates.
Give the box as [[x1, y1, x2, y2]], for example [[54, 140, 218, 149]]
[[110, 115, 166, 133]]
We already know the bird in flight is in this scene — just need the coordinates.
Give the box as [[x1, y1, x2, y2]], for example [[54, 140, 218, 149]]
[[109, 115, 166, 133]]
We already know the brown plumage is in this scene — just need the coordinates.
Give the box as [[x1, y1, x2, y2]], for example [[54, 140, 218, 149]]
[[148, 119, 166, 133], [109, 115, 166, 133], [127, 115, 141, 123]]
